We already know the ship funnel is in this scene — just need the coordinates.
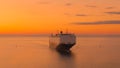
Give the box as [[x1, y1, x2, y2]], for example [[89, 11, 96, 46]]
[[60, 31, 63, 34]]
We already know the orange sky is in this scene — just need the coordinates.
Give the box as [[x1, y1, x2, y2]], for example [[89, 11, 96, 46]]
[[0, 0, 120, 35]]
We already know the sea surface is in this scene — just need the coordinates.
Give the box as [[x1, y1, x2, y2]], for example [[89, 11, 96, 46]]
[[0, 36, 120, 68]]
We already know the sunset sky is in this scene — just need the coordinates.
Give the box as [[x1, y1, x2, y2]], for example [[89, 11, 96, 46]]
[[0, 0, 120, 35]]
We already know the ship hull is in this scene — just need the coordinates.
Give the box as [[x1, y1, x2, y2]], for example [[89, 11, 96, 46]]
[[49, 33, 76, 52], [56, 43, 76, 52]]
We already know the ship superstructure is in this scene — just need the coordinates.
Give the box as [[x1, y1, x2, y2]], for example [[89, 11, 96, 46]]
[[49, 31, 76, 51]]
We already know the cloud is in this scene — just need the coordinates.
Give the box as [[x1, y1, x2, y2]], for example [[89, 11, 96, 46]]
[[105, 11, 120, 15], [76, 14, 88, 16], [71, 20, 120, 25], [86, 5, 97, 8], [106, 7, 114, 9], [64, 13, 88, 16], [65, 3, 72, 6]]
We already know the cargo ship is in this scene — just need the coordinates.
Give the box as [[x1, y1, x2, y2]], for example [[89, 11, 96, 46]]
[[49, 31, 76, 52]]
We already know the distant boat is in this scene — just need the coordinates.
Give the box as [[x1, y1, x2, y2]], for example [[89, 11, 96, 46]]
[[49, 31, 76, 52]]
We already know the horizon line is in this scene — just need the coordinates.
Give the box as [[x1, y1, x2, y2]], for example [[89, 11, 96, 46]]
[[0, 34, 120, 37]]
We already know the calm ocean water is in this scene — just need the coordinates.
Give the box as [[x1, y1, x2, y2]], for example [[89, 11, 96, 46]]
[[0, 36, 120, 68]]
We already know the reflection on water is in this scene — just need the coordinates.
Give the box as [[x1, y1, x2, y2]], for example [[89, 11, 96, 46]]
[[54, 50, 75, 68], [0, 36, 120, 68]]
